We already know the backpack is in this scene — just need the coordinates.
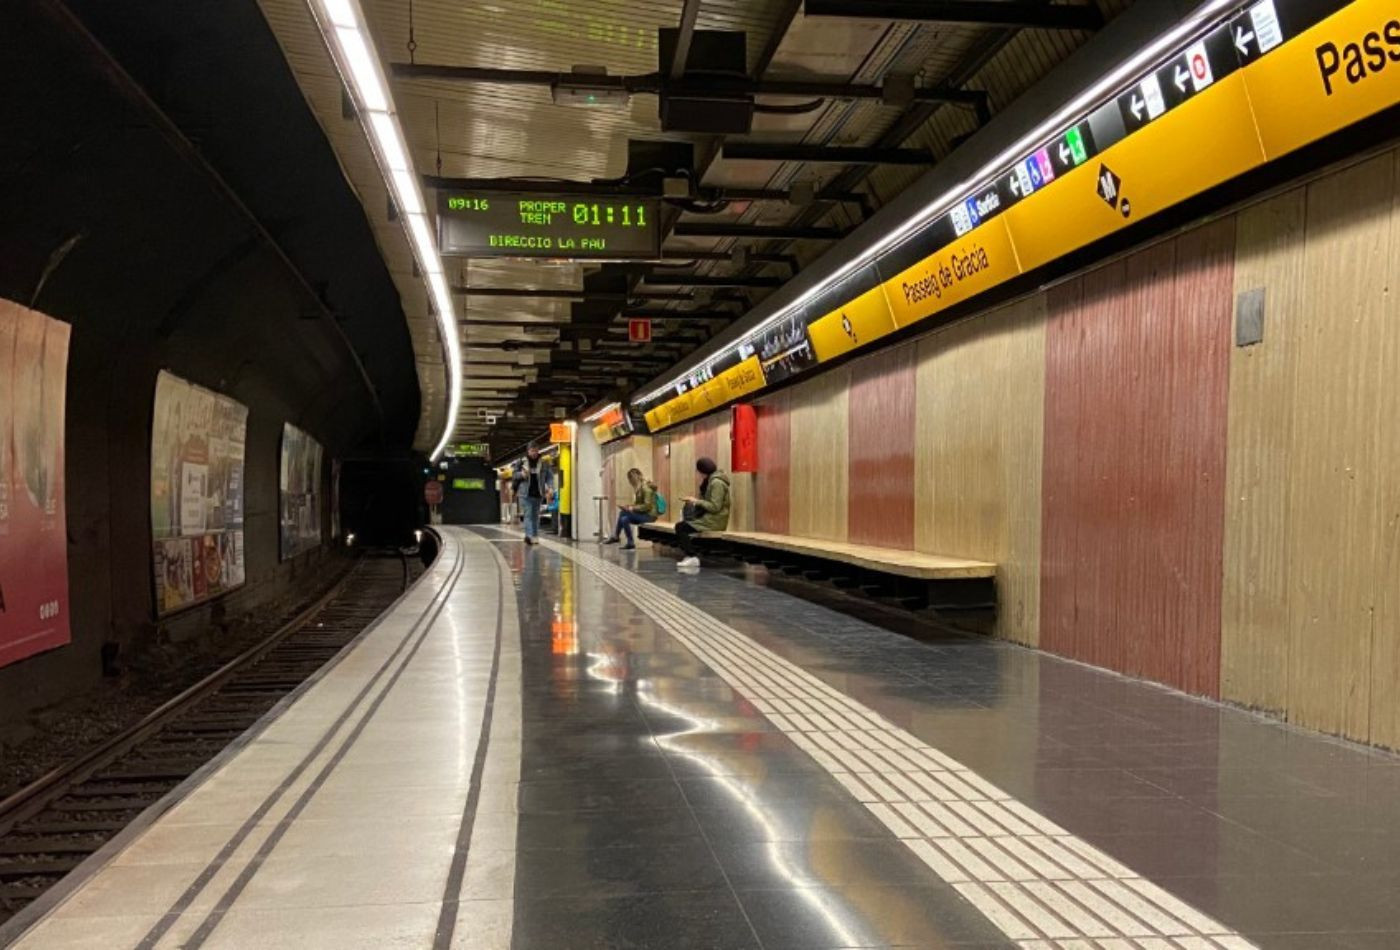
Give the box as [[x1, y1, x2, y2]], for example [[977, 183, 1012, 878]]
[[653, 487, 668, 517]]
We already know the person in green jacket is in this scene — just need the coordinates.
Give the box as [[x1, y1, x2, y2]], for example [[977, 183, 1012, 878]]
[[604, 468, 657, 550], [675, 456, 729, 570]]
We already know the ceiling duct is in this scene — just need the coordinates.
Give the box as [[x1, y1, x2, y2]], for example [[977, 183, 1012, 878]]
[[658, 29, 753, 134]]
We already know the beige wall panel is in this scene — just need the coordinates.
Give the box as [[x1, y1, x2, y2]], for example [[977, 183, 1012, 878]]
[[1371, 157, 1400, 750], [914, 297, 1046, 645], [1283, 155, 1394, 739], [670, 424, 697, 505], [787, 368, 850, 542], [1220, 189, 1308, 715], [728, 472, 756, 532]]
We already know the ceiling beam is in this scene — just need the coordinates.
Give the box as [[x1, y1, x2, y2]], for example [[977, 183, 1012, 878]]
[[639, 273, 782, 288], [802, 0, 1103, 30], [673, 222, 847, 240], [668, 0, 702, 81], [455, 286, 694, 302], [422, 174, 867, 208], [721, 143, 934, 166], [391, 64, 984, 107]]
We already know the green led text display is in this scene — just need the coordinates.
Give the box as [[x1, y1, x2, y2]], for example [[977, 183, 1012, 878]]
[[438, 192, 661, 260]]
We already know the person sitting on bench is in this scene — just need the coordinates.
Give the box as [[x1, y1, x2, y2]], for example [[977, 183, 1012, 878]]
[[676, 456, 730, 571], [604, 467, 657, 550]]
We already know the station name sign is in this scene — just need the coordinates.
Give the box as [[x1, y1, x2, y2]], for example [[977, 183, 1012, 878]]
[[639, 0, 1400, 432], [437, 192, 662, 260]]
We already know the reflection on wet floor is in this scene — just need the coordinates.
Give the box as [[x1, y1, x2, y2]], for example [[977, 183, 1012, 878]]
[[492, 529, 1400, 949]]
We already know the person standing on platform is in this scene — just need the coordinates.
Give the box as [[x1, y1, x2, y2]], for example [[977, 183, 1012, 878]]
[[603, 467, 657, 550], [513, 446, 553, 546], [675, 456, 729, 570]]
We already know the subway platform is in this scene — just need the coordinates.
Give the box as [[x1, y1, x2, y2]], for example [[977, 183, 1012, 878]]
[[6, 527, 1400, 949]]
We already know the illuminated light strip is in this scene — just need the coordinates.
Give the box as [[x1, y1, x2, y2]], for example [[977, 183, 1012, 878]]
[[542, 540, 1258, 948], [308, 0, 462, 460], [635, 0, 1244, 406]]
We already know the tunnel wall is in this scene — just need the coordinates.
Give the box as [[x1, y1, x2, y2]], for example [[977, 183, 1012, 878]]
[[0, 5, 416, 731], [657, 143, 1400, 750]]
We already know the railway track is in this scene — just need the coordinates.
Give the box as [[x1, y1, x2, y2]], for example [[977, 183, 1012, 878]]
[[0, 549, 422, 929]]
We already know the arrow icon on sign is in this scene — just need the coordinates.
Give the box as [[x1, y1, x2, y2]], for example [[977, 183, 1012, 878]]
[[1059, 142, 1072, 164], [1130, 95, 1145, 120], [1174, 65, 1190, 92], [1009, 175, 1021, 196], [1234, 25, 1254, 55]]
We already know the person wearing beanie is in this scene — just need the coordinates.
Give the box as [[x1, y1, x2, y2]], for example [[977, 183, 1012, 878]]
[[675, 456, 729, 570]]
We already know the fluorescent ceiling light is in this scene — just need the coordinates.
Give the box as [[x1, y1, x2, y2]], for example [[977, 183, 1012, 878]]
[[335, 27, 389, 112], [321, 0, 358, 28], [638, 0, 1237, 403], [312, 0, 462, 462], [406, 213, 436, 264], [390, 167, 425, 215], [368, 111, 410, 170]]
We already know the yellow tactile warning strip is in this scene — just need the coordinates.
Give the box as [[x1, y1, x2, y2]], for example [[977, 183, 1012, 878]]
[[545, 540, 1257, 950]]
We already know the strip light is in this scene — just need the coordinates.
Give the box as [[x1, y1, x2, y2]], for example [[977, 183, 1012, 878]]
[[637, 0, 1239, 405], [310, 0, 462, 461]]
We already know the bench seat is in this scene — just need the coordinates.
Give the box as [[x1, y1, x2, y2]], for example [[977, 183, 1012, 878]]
[[713, 531, 995, 580], [638, 522, 993, 581]]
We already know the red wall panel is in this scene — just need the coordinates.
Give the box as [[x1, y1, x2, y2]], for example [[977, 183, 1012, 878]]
[[693, 416, 720, 468], [847, 346, 916, 549], [1040, 219, 1234, 697], [756, 393, 791, 534]]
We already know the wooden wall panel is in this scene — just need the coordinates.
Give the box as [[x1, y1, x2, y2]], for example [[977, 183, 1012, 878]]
[[914, 298, 1046, 644], [1041, 220, 1233, 696], [693, 415, 721, 470], [1371, 156, 1400, 749], [1284, 157, 1393, 739], [1220, 190, 1307, 716], [756, 392, 791, 534], [787, 369, 850, 542], [670, 425, 696, 509], [652, 434, 671, 517], [848, 345, 916, 549]]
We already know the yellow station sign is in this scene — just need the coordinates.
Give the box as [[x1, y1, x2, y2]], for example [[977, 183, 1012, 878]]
[[808, 285, 899, 363]]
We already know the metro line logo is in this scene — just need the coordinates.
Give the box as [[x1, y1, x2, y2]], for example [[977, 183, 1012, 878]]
[[1315, 18, 1400, 95]]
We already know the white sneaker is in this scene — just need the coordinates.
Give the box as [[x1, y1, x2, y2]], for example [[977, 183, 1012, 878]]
[[677, 556, 700, 569]]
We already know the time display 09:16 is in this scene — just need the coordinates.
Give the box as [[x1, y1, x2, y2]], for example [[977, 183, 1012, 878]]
[[445, 196, 649, 229]]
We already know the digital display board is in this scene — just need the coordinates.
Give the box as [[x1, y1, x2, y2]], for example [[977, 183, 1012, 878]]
[[438, 192, 662, 260], [639, 0, 1400, 432]]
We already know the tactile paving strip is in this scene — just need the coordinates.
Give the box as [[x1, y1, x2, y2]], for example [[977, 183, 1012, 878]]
[[546, 540, 1257, 950]]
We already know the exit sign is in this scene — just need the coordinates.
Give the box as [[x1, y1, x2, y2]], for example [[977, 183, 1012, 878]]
[[628, 318, 652, 343]]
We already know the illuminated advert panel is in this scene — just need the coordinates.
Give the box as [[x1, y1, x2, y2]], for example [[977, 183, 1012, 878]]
[[438, 192, 662, 260]]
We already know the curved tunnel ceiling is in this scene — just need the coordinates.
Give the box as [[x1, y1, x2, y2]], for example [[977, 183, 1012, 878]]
[[51, 0, 424, 453]]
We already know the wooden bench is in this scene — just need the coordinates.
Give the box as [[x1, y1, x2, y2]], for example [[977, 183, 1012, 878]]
[[637, 522, 995, 612]]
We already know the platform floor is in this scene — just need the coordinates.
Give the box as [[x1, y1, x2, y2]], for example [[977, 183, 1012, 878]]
[[7, 527, 1400, 949]]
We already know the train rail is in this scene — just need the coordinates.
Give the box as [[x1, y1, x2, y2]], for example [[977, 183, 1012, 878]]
[[0, 549, 422, 929]]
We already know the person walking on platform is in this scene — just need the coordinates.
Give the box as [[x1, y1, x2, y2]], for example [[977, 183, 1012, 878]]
[[675, 456, 729, 570], [604, 467, 658, 550], [513, 446, 553, 546]]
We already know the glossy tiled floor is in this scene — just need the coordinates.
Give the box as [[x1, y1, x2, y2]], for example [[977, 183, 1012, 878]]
[[499, 532, 1400, 949], [8, 526, 1400, 949]]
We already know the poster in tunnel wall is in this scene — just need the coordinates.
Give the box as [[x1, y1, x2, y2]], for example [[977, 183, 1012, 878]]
[[0, 300, 71, 669], [279, 422, 322, 560], [150, 371, 248, 616]]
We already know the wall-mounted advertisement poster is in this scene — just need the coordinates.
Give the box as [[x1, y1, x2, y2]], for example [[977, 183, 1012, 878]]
[[0, 301, 72, 669], [150, 371, 247, 616], [280, 423, 322, 559]]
